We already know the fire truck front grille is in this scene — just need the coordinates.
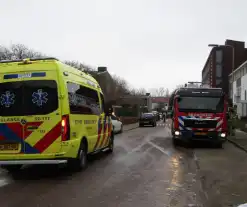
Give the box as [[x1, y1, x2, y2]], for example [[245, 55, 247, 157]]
[[184, 119, 217, 128]]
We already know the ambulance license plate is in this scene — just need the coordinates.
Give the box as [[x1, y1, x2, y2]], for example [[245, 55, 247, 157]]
[[195, 132, 207, 136], [0, 143, 19, 151]]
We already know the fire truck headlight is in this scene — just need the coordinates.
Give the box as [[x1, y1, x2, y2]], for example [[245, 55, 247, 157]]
[[175, 131, 180, 136], [220, 133, 226, 138]]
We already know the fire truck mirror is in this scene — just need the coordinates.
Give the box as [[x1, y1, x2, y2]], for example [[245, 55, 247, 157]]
[[226, 112, 230, 119], [169, 109, 174, 117]]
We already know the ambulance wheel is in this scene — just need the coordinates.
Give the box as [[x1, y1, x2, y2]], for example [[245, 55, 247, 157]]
[[68, 141, 88, 172], [2, 165, 22, 173], [107, 134, 114, 153], [214, 142, 223, 149]]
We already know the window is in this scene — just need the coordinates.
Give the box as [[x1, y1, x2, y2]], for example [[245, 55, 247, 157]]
[[241, 68, 244, 76], [178, 96, 224, 113], [100, 93, 105, 113], [141, 113, 153, 118], [0, 80, 58, 116], [245, 90, 247, 100], [216, 65, 222, 78], [216, 50, 223, 63], [236, 78, 241, 87], [67, 82, 100, 115], [216, 79, 222, 86]]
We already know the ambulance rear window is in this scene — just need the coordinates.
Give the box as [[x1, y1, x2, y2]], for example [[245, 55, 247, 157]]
[[0, 80, 58, 116]]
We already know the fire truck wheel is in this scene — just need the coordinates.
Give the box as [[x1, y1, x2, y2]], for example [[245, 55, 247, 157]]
[[172, 138, 179, 146], [214, 142, 223, 148]]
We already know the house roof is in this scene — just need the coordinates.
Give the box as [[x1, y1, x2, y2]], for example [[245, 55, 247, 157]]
[[151, 97, 169, 103]]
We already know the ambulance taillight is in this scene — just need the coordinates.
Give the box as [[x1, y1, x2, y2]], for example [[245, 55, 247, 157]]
[[61, 115, 70, 141]]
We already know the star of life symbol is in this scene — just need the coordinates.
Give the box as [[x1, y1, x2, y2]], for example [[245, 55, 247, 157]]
[[0, 91, 15, 107], [32, 89, 48, 106]]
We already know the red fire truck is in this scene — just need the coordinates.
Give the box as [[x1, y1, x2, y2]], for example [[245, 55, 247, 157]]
[[169, 84, 228, 147]]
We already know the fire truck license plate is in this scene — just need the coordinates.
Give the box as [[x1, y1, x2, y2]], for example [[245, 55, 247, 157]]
[[195, 132, 207, 136]]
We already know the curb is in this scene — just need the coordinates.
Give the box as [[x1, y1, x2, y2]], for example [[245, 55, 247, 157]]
[[227, 138, 247, 154]]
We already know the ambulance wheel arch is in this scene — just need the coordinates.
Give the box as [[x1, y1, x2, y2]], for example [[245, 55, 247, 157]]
[[68, 136, 88, 171], [107, 130, 114, 153]]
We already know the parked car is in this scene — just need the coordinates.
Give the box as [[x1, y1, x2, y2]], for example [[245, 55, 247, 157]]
[[111, 114, 123, 134], [139, 113, 157, 127]]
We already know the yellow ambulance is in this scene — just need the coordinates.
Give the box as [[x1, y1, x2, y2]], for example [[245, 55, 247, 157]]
[[0, 57, 114, 172]]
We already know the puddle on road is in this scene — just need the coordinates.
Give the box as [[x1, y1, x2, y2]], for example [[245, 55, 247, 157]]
[[0, 170, 12, 187], [0, 178, 11, 187]]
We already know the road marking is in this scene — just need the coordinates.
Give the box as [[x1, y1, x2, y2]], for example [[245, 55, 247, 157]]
[[0, 178, 11, 187], [193, 151, 209, 201], [147, 140, 171, 156], [155, 123, 171, 127]]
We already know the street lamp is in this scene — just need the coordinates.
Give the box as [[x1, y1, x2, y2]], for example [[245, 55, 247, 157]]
[[208, 44, 235, 72]]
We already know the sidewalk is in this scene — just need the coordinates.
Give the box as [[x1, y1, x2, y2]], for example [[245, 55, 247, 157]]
[[123, 122, 139, 131], [227, 129, 247, 152]]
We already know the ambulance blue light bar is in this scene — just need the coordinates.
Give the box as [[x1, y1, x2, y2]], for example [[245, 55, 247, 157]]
[[3, 72, 46, 79]]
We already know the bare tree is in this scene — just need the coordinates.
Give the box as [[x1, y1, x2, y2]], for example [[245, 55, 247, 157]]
[[150, 87, 169, 97], [0, 44, 45, 60], [156, 87, 165, 96], [64, 60, 95, 72], [131, 88, 147, 96], [111, 75, 130, 97], [165, 88, 170, 97]]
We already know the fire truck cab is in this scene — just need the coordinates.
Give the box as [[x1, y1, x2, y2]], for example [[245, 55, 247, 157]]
[[169, 84, 227, 147]]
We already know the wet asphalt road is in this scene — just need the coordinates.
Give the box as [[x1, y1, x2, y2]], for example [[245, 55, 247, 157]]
[[0, 122, 247, 207]]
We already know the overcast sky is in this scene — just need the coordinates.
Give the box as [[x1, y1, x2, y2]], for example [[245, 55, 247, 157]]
[[1, 0, 247, 92]]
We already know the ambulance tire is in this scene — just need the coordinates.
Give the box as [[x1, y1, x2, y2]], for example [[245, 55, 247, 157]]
[[68, 140, 88, 172], [2, 165, 22, 173], [107, 133, 114, 154]]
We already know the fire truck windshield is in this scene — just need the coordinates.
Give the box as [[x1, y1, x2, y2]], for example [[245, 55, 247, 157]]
[[177, 96, 224, 113]]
